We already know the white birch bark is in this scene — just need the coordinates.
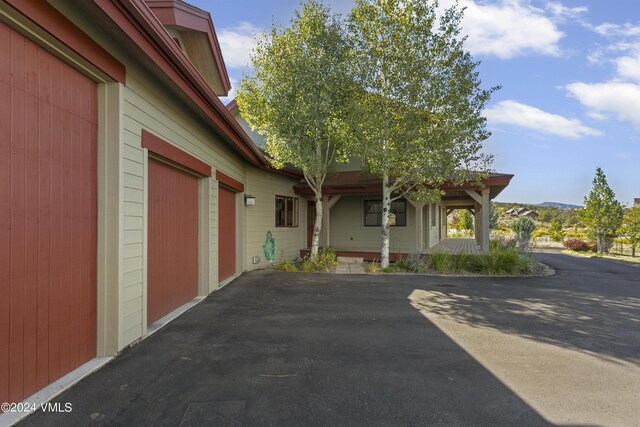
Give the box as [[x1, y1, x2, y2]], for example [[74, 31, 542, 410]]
[[311, 193, 323, 257], [381, 174, 392, 268]]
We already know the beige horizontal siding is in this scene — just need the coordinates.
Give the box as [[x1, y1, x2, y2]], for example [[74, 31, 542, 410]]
[[329, 196, 417, 253], [244, 168, 306, 268], [119, 65, 248, 347]]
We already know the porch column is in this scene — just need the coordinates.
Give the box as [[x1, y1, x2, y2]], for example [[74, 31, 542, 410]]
[[465, 188, 490, 253], [408, 200, 426, 253], [474, 204, 482, 248], [481, 188, 490, 253], [442, 203, 447, 238], [321, 195, 342, 248]]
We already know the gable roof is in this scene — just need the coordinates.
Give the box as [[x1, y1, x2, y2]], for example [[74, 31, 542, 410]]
[[142, 0, 231, 96]]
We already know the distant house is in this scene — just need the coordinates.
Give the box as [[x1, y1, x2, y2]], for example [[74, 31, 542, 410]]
[[505, 207, 539, 220], [635, 198, 640, 208]]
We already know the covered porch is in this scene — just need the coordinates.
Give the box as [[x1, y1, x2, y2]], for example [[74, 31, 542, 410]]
[[294, 171, 513, 257], [427, 238, 481, 254]]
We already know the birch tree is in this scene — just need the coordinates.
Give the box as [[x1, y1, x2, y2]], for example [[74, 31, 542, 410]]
[[237, 1, 354, 258], [348, 0, 496, 267]]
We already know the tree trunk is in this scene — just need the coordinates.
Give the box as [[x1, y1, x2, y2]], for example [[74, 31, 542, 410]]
[[632, 245, 636, 257], [380, 175, 392, 268], [310, 194, 323, 259], [598, 233, 604, 256]]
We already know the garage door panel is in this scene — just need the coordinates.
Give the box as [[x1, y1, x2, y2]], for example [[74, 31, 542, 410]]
[[0, 81, 9, 404], [9, 84, 27, 404], [0, 24, 9, 84], [23, 92, 40, 399], [10, 30, 25, 90], [1, 22, 97, 405], [148, 158, 199, 325], [24, 40, 39, 97], [36, 98, 51, 390], [48, 105, 63, 384], [37, 49, 51, 102]]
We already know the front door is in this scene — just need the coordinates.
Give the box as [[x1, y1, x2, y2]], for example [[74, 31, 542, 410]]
[[307, 200, 315, 248]]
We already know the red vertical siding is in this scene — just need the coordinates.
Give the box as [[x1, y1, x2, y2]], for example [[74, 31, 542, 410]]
[[0, 22, 97, 406], [147, 158, 199, 325], [218, 186, 237, 282], [0, 21, 11, 406]]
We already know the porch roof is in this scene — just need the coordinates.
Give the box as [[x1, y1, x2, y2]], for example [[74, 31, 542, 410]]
[[292, 171, 514, 201]]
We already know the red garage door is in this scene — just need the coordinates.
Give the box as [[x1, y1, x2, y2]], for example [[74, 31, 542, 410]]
[[147, 158, 199, 325], [0, 22, 97, 405], [218, 186, 236, 282]]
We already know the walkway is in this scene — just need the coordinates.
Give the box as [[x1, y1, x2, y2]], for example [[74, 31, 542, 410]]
[[335, 256, 366, 274], [428, 238, 481, 254]]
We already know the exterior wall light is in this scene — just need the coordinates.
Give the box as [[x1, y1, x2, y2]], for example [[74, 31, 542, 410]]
[[245, 195, 256, 206]]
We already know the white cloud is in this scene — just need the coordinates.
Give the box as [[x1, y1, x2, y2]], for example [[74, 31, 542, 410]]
[[441, 0, 565, 59], [586, 110, 607, 121], [591, 22, 640, 38], [585, 19, 640, 81], [218, 77, 238, 105], [217, 22, 262, 69], [566, 81, 640, 126], [615, 55, 640, 81], [545, 2, 588, 22], [484, 99, 602, 138]]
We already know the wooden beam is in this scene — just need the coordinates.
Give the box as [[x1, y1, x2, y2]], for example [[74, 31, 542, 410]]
[[322, 195, 342, 248], [464, 189, 484, 206], [326, 195, 342, 210]]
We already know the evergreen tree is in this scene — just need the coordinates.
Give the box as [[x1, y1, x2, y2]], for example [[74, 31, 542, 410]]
[[578, 168, 624, 255]]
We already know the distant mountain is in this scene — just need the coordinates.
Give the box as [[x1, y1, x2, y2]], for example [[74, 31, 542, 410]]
[[535, 201, 580, 209]]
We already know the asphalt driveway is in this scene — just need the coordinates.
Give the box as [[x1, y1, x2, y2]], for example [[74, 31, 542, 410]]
[[19, 253, 640, 426]]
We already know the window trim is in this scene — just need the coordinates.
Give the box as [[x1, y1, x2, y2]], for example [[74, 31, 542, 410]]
[[275, 195, 299, 228], [363, 199, 407, 227]]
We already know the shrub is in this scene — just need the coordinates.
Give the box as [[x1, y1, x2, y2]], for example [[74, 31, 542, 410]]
[[445, 253, 473, 273], [311, 248, 337, 271], [563, 238, 591, 252], [292, 256, 304, 269], [301, 260, 317, 272], [393, 257, 407, 270], [548, 221, 565, 242], [366, 261, 379, 273], [382, 266, 395, 273], [510, 217, 536, 248], [275, 261, 298, 272], [403, 253, 425, 273], [426, 239, 536, 275], [532, 229, 549, 238], [426, 253, 448, 272]]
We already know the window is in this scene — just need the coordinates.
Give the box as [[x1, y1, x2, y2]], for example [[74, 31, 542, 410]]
[[431, 204, 436, 227], [364, 199, 407, 227], [275, 196, 298, 227]]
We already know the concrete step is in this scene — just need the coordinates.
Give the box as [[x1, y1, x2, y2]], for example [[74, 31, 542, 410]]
[[337, 256, 364, 264]]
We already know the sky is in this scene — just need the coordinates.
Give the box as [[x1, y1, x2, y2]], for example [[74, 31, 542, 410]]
[[189, 0, 639, 206]]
